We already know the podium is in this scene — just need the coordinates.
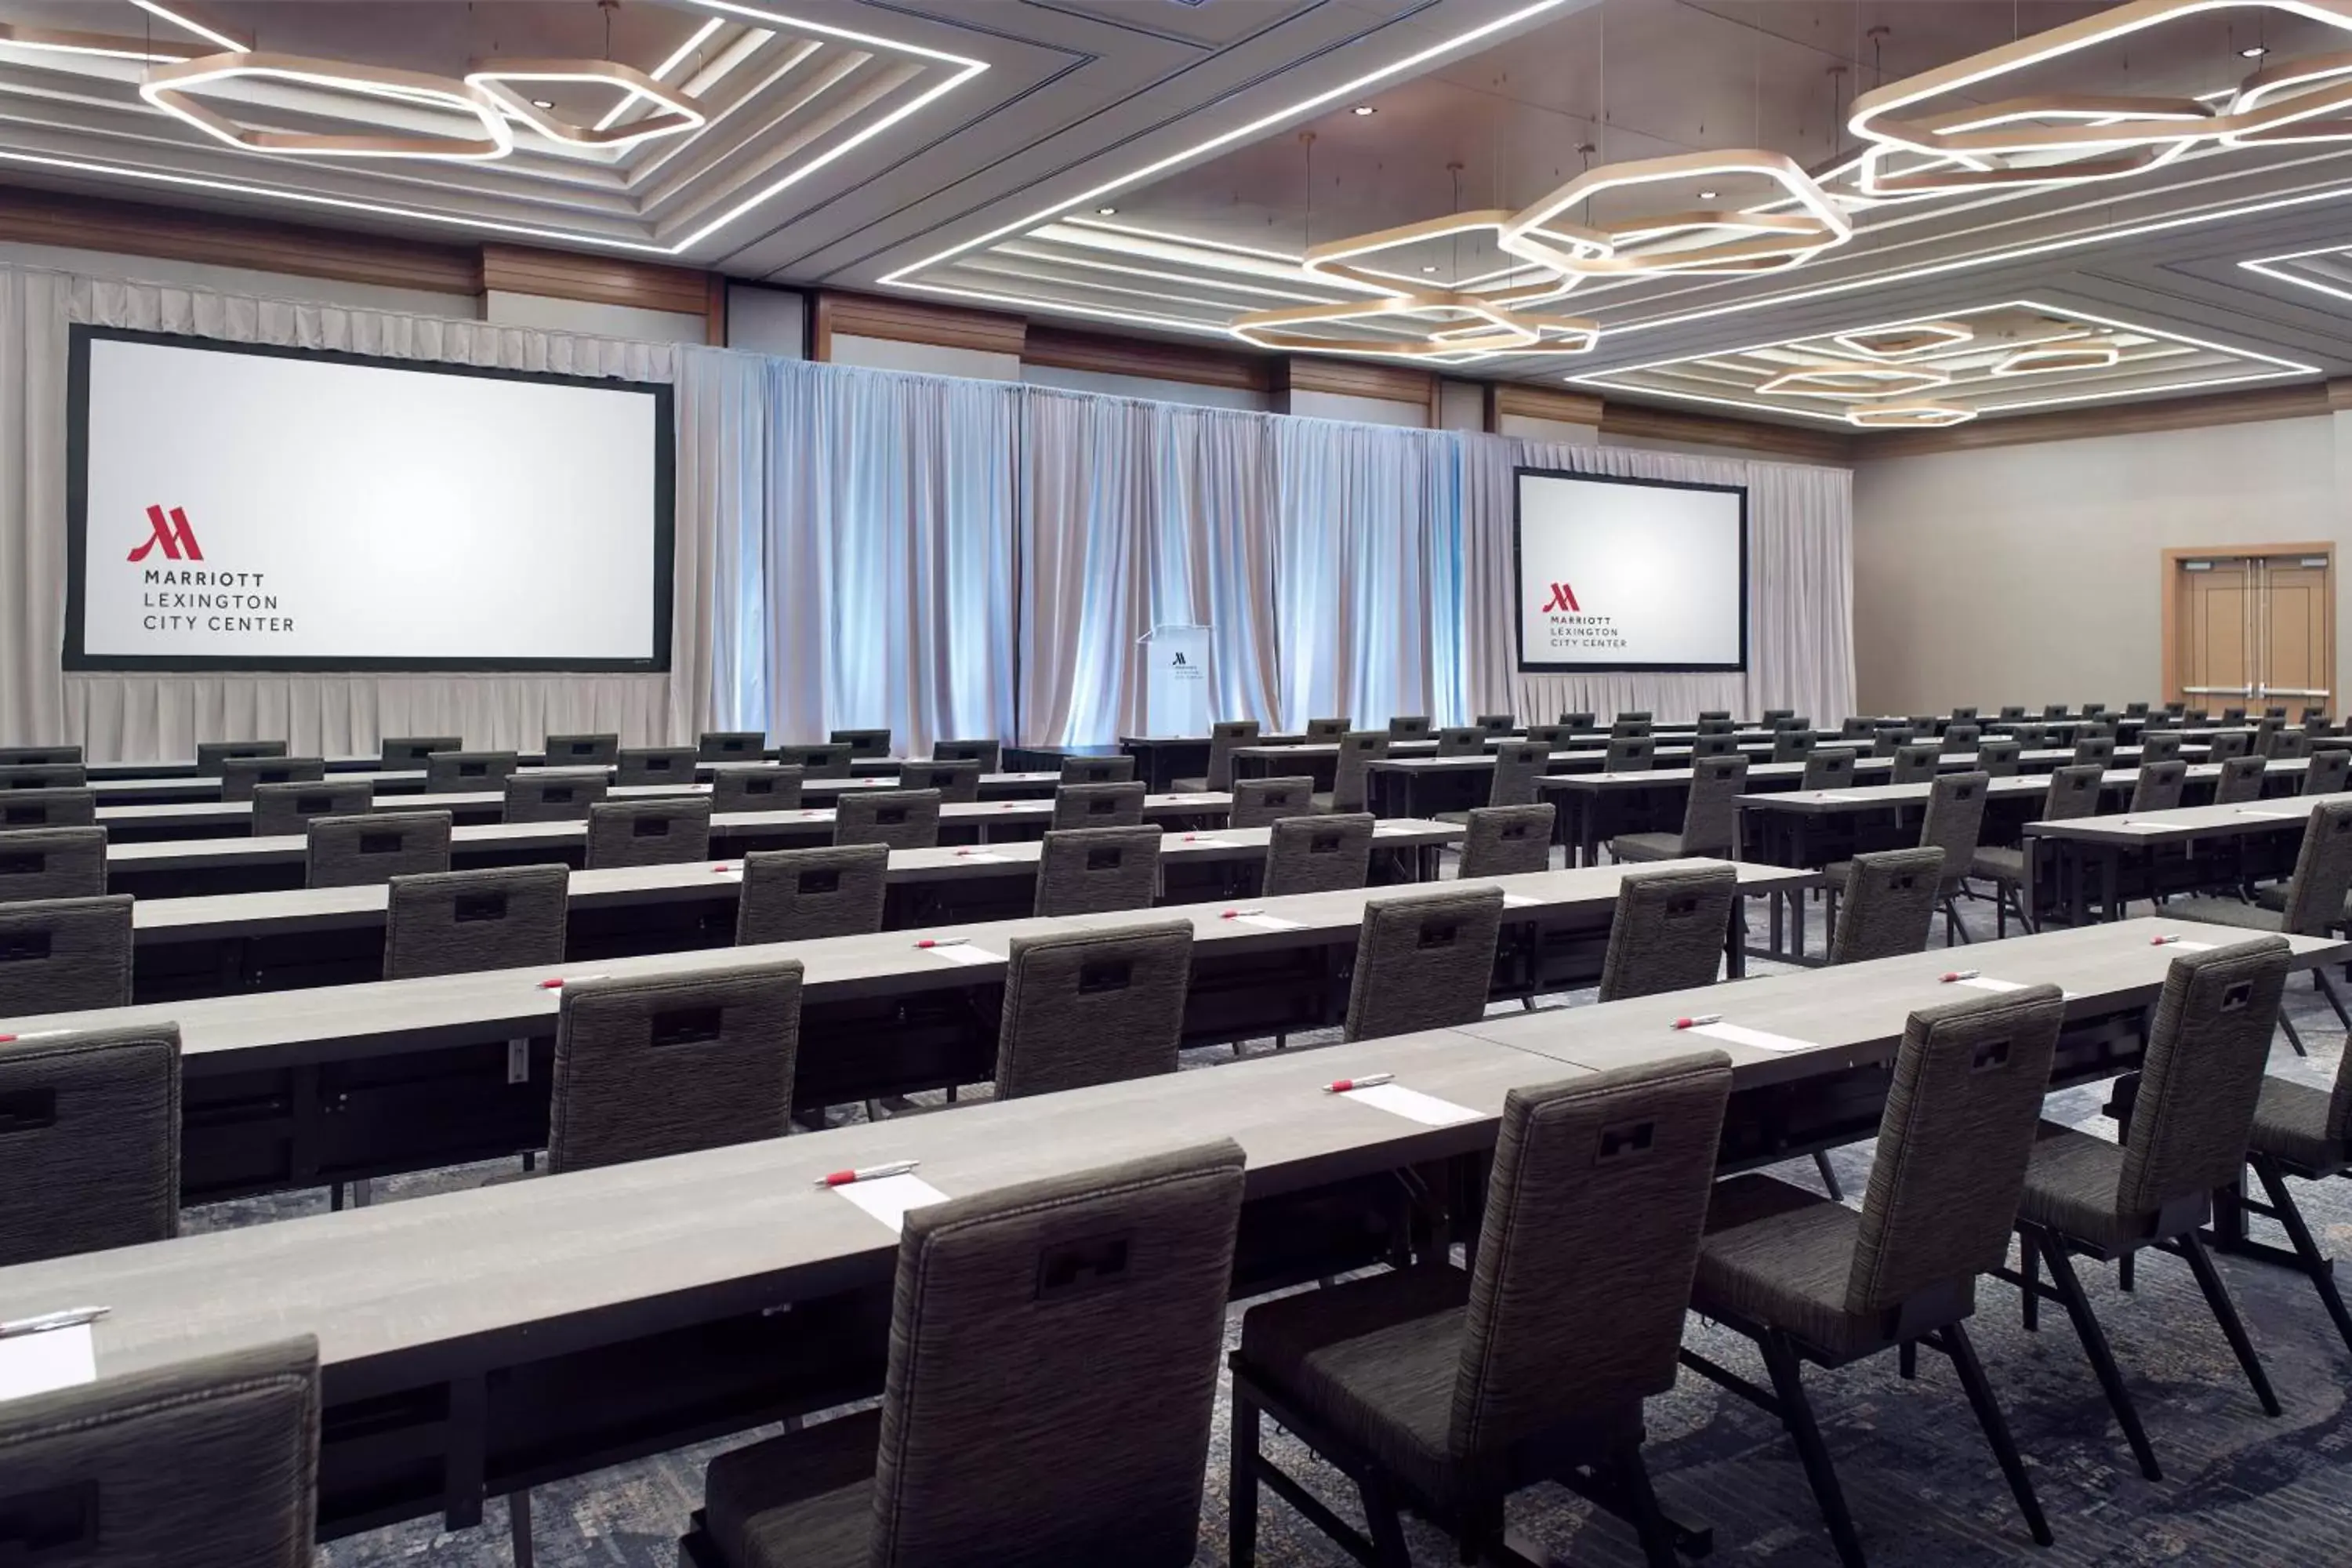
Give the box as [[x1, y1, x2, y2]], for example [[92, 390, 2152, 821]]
[[1138, 623, 1210, 736]]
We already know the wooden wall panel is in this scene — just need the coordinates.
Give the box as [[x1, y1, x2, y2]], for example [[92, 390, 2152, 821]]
[[1023, 324, 1272, 391], [1490, 383, 1604, 430], [1274, 355, 1435, 407], [1597, 401, 1856, 464], [478, 244, 711, 318], [813, 289, 1025, 361]]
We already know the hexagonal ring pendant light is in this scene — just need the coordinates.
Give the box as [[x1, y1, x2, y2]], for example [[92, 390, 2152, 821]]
[[141, 51, 514, 160], [466, 59, 707, 151]]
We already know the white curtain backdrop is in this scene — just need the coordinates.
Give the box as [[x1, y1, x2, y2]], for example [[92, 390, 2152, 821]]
[[1463, 434, 1856, 725]]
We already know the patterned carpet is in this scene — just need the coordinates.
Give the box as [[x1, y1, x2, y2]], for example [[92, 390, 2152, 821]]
[[181, 883, 2352, 1567]]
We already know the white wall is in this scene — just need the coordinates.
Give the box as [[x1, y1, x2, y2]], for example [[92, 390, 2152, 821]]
[[1022, 361, 1269, 412], [484, 289, 708, 346], [1852, 413, 2347, 714], [1287, 388, 1427, 426], [829, 332, 1020, 382], [1501, 411, 1600, 444]]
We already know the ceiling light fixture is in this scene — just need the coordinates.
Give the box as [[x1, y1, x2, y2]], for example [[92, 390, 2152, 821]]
[[1097, 205, 1117, 215], [126, 0, 249, 54], [142, 53, 514, 161], [1846, 401, 1977, 428], [1697, 189, 1717, 198], [1229, 287, 1598, 361], [1991, 342, 2122, 375], [2244, 43, 2270, 57], [1351, 104, 1377, 115], [532, 98, 555, 109], [593, 13, 724, 132], [1831, 321, 1974, 358], [468, 60, 708, 150], [0, 21, 197, 62], [1755, 361, 1950, 400], [1501, 150, 1853, 277]]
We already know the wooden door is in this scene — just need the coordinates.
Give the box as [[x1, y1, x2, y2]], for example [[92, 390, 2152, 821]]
[[2165, 546, 2334, 712], [2259, 556, 2332, 710]]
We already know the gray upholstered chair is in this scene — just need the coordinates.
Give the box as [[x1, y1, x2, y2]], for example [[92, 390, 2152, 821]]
[[2239, 1029, 2352, 1358], [424, 750, 519, 793], [1697, 715, 1735, 735], [712, 766, 802, 814], [1685, 987, 2065, 1566], [1595, 863, 1737, 1003], [382, 735, 461, 769], [546, 962, 801, 1173], [1970, 764, 2103, 936], [2174, 797, 2352, 1054], [2129, 759, 2187, 813], [503, 769, 608, 824], [1435, 726, 1486, 757], [691, 1142, 1243, 1568], [2209, 731, 2252, 762], [0, 826, 106, 903], [2071, 735, 2116, 768], [1475, 712, 1515, 734], [1611, 718, 1652, 740], [1773, 730, 1819, 764], [0, 1022, 177, 1266], [1034, 826, 1160, 916], [1230, 776, 1316, 829], [0, 745, 80, 766], [1559, 710, 1596, 731], [1822, 772, 1989, 948], [1603, 735, 1656, 773], [251, 780, 370, 837], [1052, 781, 1145, 831], [1058, 754, 1135, 786], [1798, 749, 1857, 790], [1839, 717, 1875, 739], [1824, 846, 1944, 967], [1975, 739, 2023, 777], [738, 844, 888, 946], [2306, 748, 2351, 796], [2223, 705, 2249, 723], [0, 895, 132, 1014], [2005, 939, 2291, 1481], [220, 755, 323, 802], [1388, 715, 1432, 738], [1995, 705, 2026, 721], [931, 738, 1001, 773], [836, 788, 942, 851], [1231, 1057, 1733, 1568], [615, 746, 696, 787], [1889, 744, 1942, 786], [1522, 723, 1573, 751], [1762, 708, 1796, 724], [1457, 804, 1553, 879], [995, 922, 1192, 1098], [306, 810, 452, 888], [197, 739, 285, 772], [1263, 813, 1373, 897], [1870, 728, 1915, 759], [586, 797, 713, 869], [382, 863, 568, 980], [1943, 723, 1981, 753], [896, 760, 980, 803], [697, 731, 767, 761], [774, 742, 854, 778], [0, 1334, 320, 1565], [0, 787, 96, 829], [2140, 731, 2184, 764], [1691, 734, 1740, 759], [829, 728, 892, 757], [544, 732, 619, 767], [1484, 741, 1549, 809], [1341, 885, 1504, 1041], [1613, 755, 1746, 862], [1305, 716, 1352, 741], [1315, 731, 1389, 812], [2213, 753, 2269, 804]]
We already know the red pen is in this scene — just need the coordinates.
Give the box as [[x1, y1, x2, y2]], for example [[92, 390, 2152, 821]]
[[0, 1029, 70, 1045], [1671, 1013, 1724, 1030], [536, 973, 610, 990], [1940, 970, 1980, 983], [1221, 907, 1267, 920], [1324, 1073, 1395, 1094], [816, 1160, 921, 1188], [2151, 935, 2182, 946], [915, 938, 967, 950]]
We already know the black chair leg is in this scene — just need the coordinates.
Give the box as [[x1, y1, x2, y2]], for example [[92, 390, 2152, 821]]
[[1897, 1339, 1917, 1380], [1941, 1322, 2054, 1547], [2035, 1230, 2162, 1480], [2320, 969, 2352, 1033], [2178, 1229, 2283, 1416], [1229, 1388, 1261, 1568], [1613, 1443, 1679, 1568], [2280, 1010, 2310, 1058], [2020, 1231, 2039, 1332], [2252, 1157, 2352, 1359], [1813, 1150, 1845, 1203], [510, 1490, 533, 1568], [1759, 1332, 1866, 1568], [1359, 1475, 1413, 1568]]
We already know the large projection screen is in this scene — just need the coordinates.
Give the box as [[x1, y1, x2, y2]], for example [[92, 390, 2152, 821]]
[[65, 326, 673, 672], [1512, 469, 1748, 673]]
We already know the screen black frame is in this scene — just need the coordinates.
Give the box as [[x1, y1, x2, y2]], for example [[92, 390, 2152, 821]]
[[1511, 466, 1750, 674], [64, 324, 677, 673]]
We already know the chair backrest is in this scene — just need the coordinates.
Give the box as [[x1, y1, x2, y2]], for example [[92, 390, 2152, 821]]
[[1918, 771, 1990, 891], [1691, 735, 1738, 759], [0, 1023, 178, 1266], [502, 769, 608, 824], [1871, 727, 1916, 758], [2071, 735, 2115, 767], [586, 797, 713, 869], [1262, 813, 1373, 897], [423, 750, 519, 793], [1034, 826, 1161, 917], [774, 742, 854, 778], [697, 731, 766, 760], [1998, 705, 2027, 721], [996, 923, 1192, 1098], [1304, 716, 1352, 741], [2185, 708, 2211, 723], [1329, 731, 1390, 810], [1457, 804, 1553, 879], [2307, 748, 2351, 797], [1610, 719, 1653, 740], [196, 739, 285, 772], [0, 787, 96, 829], [2268, 728, 2314, 760], [1941, 723, 1980, 753], [548, 961, 802, 1174], [1342, 885, 1504, 1041], [1229, 775, 1316, 829], [220, 755, 324, 802], [738, 844, 889, 945], [1388, 715, 1432, 738], [1058, 755, 1135, 786], [382, 862, 568, 980], [0, 1335, 320, 1566], [1889, 743, 1941, 784], [865, 1142, 1243, 1568], [2041, 764, 2107, 820], [544, 732, 619, 767], [381, 735, 462, 770], [897, 760, 981, 803], [305, 810, 452, 888], [829, 727, 893, 757], [2118, 938, 2292, 1218], [1559, 710, 1596, 731], [2043, 703, 2070, 720], [1446, 1054, 1732, 1472], [1619, 710, 1653, 724], [249, 780, 371, 837], [1842, 986, 2066, 1320], [2209, 730, 2252, 760], [2126, 701, 2151, 717], [2129, 759, 2188, 814], [713, 765, 803, 813], [0, 764, 85, 791], [1595, 863, 1737, 1003], [1052, 781, 1145, 831], [2010, 723, 2045, 750], [0, 745, 79, 766], [1487, 741, 1550, 807], [931, 739, 1002, 773], [1950, 706, 1979, 723], [1521, 723, 1573, 751], [2277, 798, 2352, 935], [2214, 753, 2269, 805], [1799, 748, 1857, 789], [615, 746, 696, 787], [1679, 754, 1748, 855], [2223, 704, 2249, 722], [837, 788, 943, 850], [1435, 726, 1486, 757], [1697, 709, 1732, 723], [2140, 731, 2183, 763], [1772, 729, 1818, 764], [1761, 709, 1795, 723], [0, 826, 105, 903], [1203, 720, 1260, 791], [1828, 847, 1945, 966], [2081, 702, 2107, 717], [1840, 717, 1875, 738], [1602, 735, 1655, 774], [0, 895, 132, 1014], [1475, 713, 1515, 734]]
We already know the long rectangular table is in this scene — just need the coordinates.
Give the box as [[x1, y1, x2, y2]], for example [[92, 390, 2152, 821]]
[[2022, 790, 2348, 924]]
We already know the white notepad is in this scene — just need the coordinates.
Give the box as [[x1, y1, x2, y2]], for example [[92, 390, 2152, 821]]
[[1180, 837, 1233, 848], [2155, 938, 2216, 952], [1229, 913, 1303, 931], [833, 1174, 949, 1233], [1339, 1083, 1483, 1127], [2110, 821, 2174, 833], [919, 942, 1002, 967], [1689, 1022, 1816, 1054], [1502, 892, 1541, 907], [951, 851, 1014, 864], [1951, 976, 2082, 1000], [0, 1323, 96, 1402], [2237, 808, 2307, 820], [1814, 791, 1877, 802]]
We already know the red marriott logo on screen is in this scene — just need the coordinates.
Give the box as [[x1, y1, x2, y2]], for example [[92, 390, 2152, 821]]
[[127, 504, 203, 563], [1540, 582, 1581, 613]]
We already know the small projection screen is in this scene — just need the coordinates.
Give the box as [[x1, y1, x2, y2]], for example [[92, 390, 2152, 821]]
[[1512, 468, 1748, 673], [65, 326, 674, 671]]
